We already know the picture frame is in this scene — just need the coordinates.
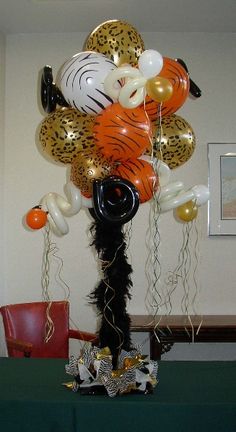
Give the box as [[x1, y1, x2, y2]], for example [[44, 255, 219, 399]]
[[208, 143, 236, 235]]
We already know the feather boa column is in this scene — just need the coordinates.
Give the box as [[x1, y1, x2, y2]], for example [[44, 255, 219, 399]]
[[89, 220, 133, 369]]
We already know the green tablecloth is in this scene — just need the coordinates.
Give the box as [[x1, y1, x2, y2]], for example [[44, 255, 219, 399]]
[[0, 358, 236, 432]]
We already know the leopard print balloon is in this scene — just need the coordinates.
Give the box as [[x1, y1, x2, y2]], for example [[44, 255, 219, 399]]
[[84, 20, 145, 67], [146, 114, 196, 169], [70, 149, 115, 196], [38, 107, 96, 165]]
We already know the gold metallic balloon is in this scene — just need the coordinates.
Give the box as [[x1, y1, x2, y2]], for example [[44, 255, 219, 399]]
[[146, 76, 173, 103], [146, 114, 196, 169], [38, 107, 96, 165], [70, 149, 115, 196], [175, 200, 198, 222], [84, 20, 145, 67]]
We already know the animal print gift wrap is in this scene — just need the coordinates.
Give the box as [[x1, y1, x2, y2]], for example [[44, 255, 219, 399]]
[[65, 346, 158, 397]]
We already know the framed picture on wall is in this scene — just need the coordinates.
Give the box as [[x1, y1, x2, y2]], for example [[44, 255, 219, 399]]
[[208, 143, 236, 235]]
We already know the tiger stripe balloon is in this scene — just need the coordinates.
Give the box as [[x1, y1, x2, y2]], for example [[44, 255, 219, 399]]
[[114, 158, 158, 203], [93, 103, 152, 162], [144, 57, 190, 120], [58, 51, 120, 116]]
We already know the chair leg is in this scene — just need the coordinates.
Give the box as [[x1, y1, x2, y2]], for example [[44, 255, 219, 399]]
[[150, 333, 162, 360]]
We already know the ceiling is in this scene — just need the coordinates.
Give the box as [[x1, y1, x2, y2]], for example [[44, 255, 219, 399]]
[[0, 0, 236, 34]]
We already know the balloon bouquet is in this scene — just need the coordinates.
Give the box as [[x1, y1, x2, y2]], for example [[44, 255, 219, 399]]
[[25, 20, 209, 396]]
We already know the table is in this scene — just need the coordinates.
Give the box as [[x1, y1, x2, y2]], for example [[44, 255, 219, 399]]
[[130, 315, 236, 360], [0, 358, 236, 432]]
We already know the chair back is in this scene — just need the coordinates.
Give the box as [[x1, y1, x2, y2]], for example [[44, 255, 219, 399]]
[[1, 301, 70, 358]]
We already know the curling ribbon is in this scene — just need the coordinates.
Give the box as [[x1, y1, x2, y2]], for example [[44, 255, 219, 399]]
[[40, 181, 92, 235]]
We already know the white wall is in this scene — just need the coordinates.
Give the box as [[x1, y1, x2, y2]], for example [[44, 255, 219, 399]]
[[2, 31, 236, 357]]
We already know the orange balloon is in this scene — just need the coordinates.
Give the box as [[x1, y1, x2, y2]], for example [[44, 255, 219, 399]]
[[26, 207, 48, 230], [144, 57, 190, 120], [70, 149, 115, 197], [114, 158, 158, 203], [93, 103, 152, 162]]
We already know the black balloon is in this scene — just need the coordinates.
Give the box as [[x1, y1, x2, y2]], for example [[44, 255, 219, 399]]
[[41, 65, 69, 113], [91, 176, 139, 225]]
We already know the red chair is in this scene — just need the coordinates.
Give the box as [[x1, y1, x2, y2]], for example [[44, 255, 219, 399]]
[[0, 301, 97, 358]]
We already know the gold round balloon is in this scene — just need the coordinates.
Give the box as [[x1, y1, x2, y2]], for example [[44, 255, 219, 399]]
[[146, 114, 196, 169], [83, 19, 145, 67], [70, 149, 115, 196], [38, 108, 96, 165], [146, 76, 173, 103], [175, 200, 198, 222]]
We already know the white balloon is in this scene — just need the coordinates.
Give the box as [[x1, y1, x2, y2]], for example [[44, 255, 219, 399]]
[[58, 51, 119, 115], [156, 160, 171, 186], [45, 194, 70, 235], [63, 182, 83, 215], [40, 182, 92, 236], [118, 76, 147, 108], [104, 65, 141, 99], [158, 181, 184, 201], [138, 49, 163, 79], [155, 177, 209, 214], [82, 195, 93, 208], [159, 189, 195, 212], [191, 184, 210, 206]]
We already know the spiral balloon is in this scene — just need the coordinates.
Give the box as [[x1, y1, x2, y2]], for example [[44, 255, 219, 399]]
[[40, 182, 92, 235], [157, 181, 209, 213], [158, 181, 195, 212]]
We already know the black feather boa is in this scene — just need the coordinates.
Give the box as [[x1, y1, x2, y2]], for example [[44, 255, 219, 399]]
[[89, 220, 133, 368]]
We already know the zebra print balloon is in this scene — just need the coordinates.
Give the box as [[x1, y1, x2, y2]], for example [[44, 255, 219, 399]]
[[58, 51, 120, 115]]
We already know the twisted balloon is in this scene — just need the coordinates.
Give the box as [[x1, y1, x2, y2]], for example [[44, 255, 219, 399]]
[[40, 182, 92, 236]]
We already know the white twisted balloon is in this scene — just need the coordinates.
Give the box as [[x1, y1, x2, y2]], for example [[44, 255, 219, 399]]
[[104, 49, 164, 109], [139, 157, 209, 212], [158, 182, 209, 212], [158, 182, 195, 212], [40, 181, 92, 236], [104, 65, 146, 109]]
